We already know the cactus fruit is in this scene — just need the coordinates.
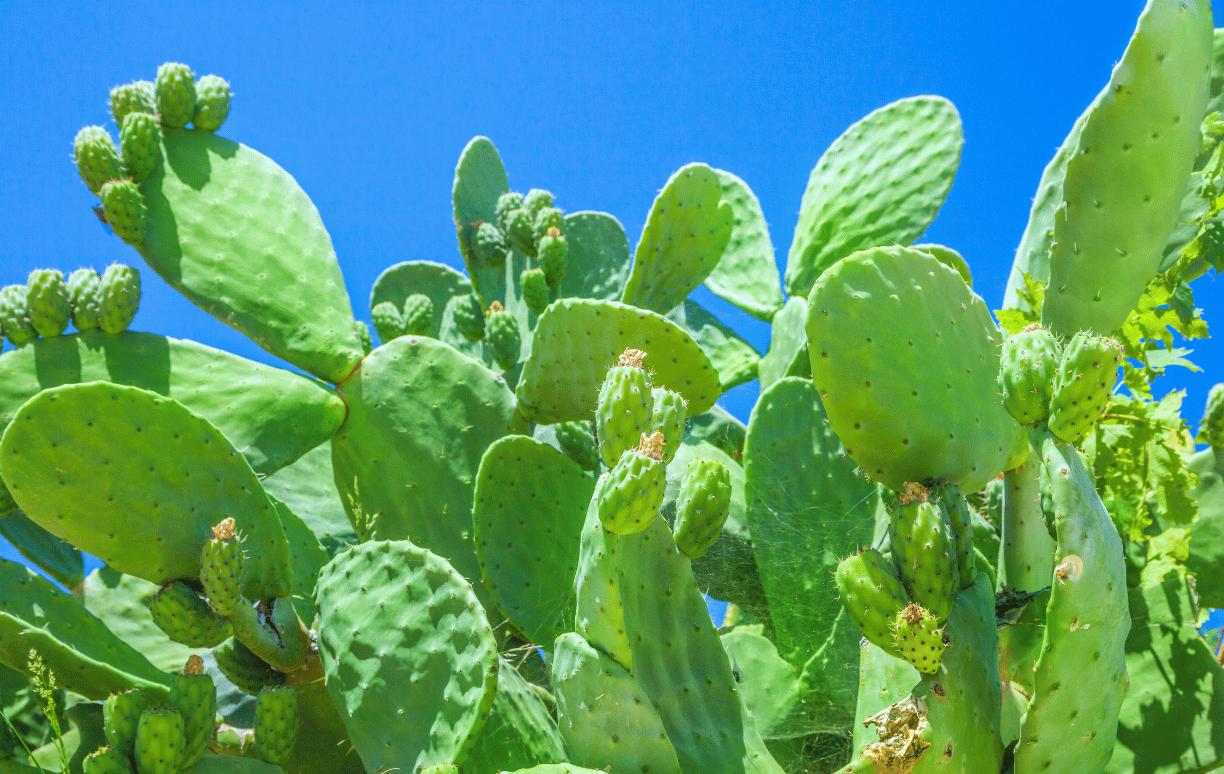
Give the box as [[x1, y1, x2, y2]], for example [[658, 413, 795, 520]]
[[402, 293, 434, 336], [134, 707, 186, 774], [538, 227, 567, 289], [891, 603, 945, 674], [523, 188, 554, 219], [155, 62, 196, 129], [890, 495, 957, 624], [73, 126, 124, 195], [1047, 332, 1121, 444], [521, 267, 549, 316], [486, 301, 521, 370], [253, 686, 299, 766], [149, 581, 232, 648], [168, 656, 216, 768], [68, 267, 102, 330], [596, 432, 668, 535], [1199, 383, 1224, 447], [556, 420, 600, 472], [109, 81, 156, 126], [99, 180, 147, 246], [372, 300, 406, 342], [496, 191, 525, 232], [504, 207, 536, 255], [98, 263, 141, 334], [595, 349, 655, 468], [533, 206, 564, 244], [104, 688, 151, 757], [671, 457, 732, 559], [835, 548, 910, 660], [474, 222, 509, 267], [212, 638, 286, 696], [355, 319, 373, 354], [119, 112, 161, 183], [452, 293, 486, 342], [84, 746, 135, 774], [935, 483, 977, 591], [998, 324, 1061, 425], [0, 284, 37, 346], [25, 268, 71, 338], [192, 75, 231, 131], [199, 518, 245, 617], [650, 388, 687, 463]]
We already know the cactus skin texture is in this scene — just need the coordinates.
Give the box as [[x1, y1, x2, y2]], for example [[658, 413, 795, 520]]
[[134, 707, 186, 774], [475, 222, 509, 267], [835, 549, 910, 661], [555, 420, 600, 472], [68, 267, 103, 330], [100, 180, 148, 247], [496, 191, 524, 231], [149, 581, 232, 648], [452, 292, 486, 342], [998, 324, 1061, 425], [25, 268, 71, 338], [1047, 332, 1121, 444], [521, 267, 549, 316], [104, 689, 151, 758], [192, 75, 231, 131], [596, 436, 667, 536], [523, 188, 553, 218], [533, 206, 564, 244], [212, 638, 286, 696], [154, 62, 196, 129], [109, 81, 156, 127], [401, 292, 434, 336], [371, 300, 406, 342], [98, 263, 141, 334], [538, 228, 567, 289], [254, 686, 299, 766], [119, 112, 161, 183], [485, 301, 521, 370], [504, 207, 536, 255], [1, 284, 37, 346], [74, 126, 125, 195], [890, 497, 957, 625], [199, 518, 246, 618], [595, 349, 654, 467], [84, 746, 136, 774], [168, 656, 216, 769], [671, 457, 731, 559], [651, 388, 687, 463], [890, 603, 944, 674]]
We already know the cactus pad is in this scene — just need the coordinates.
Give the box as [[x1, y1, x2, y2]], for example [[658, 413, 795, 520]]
[[702, 169, 784, 322], [554, 420, 600, 472], [369, 260, 474, 347], [557, 212, 632, 301]]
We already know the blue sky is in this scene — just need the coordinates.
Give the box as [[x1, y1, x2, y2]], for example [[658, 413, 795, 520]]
[[1, 2, 1222, 612]]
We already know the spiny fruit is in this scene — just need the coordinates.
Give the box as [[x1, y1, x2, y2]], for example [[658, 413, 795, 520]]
[[596, 348, 654, 468], [25, 268, 71, 338], [521, 267, 549, 316], [533, 206, 564, 244], [199, 518, 244, 617], [192, 75, 231, 131], [68, 267, 102, 331], [73, 126, 124, 195], [254, 686, 299, 766], [651, 388, 687, 463], [597, 431, 668, 536], [998, 324, 1061, 425], [155, 62, 196, 129], [556, 420, 600, 472], [835, 548, 910, 660], [402, 293, 434, 336], [355, 320, 373, 354], [538, 227, 567, 290], [672, 457, 732, 559], [149, 581, 232, 648], [98, 263, 141, 334], [523, 188, 554, 219], [134, 707, 186, 774], [486, 301, 521, 371], [0, 285, 37, 347], [168, 656, 216, 769], [372, 300, 407, 342], [496, 191, 525, 232], [84, 746, 135, 774], [103, 688, 150, 757], [475, 222, 509, 267], [213, 638, 286, 696], [890, 496, 956, 624], [100, 180, 148, 247], [452, 293, 486, 342], [1048, 332, 1122, 444], [504, 207, 536, 256], [891, 603, 945, 674], [109, 80, 156, 127], [119, 112, 162, 183]]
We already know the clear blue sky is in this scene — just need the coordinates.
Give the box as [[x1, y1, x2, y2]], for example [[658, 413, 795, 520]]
[[1, 3, 1222, 593]]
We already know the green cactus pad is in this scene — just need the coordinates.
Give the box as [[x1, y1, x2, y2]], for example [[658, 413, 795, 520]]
[[557, 212, 632, 301], [719, 629, 802, 741], [521, 268, 549, 316], [98, 263, 141, 334], [0, 559, 170, 700], [805, 245, 1022, 492], [1042, 0, 1213, 336], [67, 268, 102, 331], [1016, 433, 1130, 774], [83, 569, 194, 673], [538, 231, 567, 291], [1047, 332, 1121, 444], [135, 707, 185, 774], [0, 286, 36, 347], [472, 436, 594, 646], [74, 126, 125, 196], [149, 582, 231, 648], [890, 604, 944, 674], [84, 746, 134, 774], [119, 112, 161, 183], [453, 137, 512, 305], [138, 127, 363, 382], [155, 63, 196, 129], [835, 549, 910, 661], [517, 298, 719, 424], [109, 81, 156, 127], [595, 358, 654, 468], [551, 632, 683, 774], [597, 448, 667, 536], [100, 180, 147, 247], [0, 383, 292, 598], [650, 387, 687, 463], [25, 269, 70, 338], [332, 336, 525, 592], [369, 260, 475, 348], [260, 442, 356, 557], [212, 639, 284, 697], [890, 499, 956, 624], [573, 498, 632, 668], [701, 169, 784, 322], [402, 293, 435, 336], [672, 457, 731, 559], [168, 663, 216, 769], [0, 510, 84, 588], [757, 297, 811, 391], [463, 660, 566, 774], [686, 404, 747, 462], [554, 420, 600, 472], [104, 689, 151, 757], [253, 686, 297, 766], [486, 306, 522, 371], [0, 329, 345, 477], [911, 244, 972, 288], [666, 300, 760, 393], [622, 163, 734, 314], [315, 540, 499, 774], [998, 325, 1061, 425], [785, 96, 963, 297], [191, 75, 231, 132]]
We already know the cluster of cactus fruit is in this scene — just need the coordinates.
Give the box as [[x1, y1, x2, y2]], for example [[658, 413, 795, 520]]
[[2, 2, 1224, 773]]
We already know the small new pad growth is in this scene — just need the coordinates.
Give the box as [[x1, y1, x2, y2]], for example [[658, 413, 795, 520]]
[[650, 388, 687, 463], [0, 285, 37, 346], [73, 126, 124, 195], [495, 191, 524, 232], [521, 267, 549, 316], [134, 707, 185, 774], [84, 746, 135, 774], [168, 656, 216, 768], [100, 180, 147, 246], [192, 75, 231, 131], [890, 497, 956, 623], [998, 324, 1061, 425], [891, 603, 945, 674], [556, 420, 600, 471], [149, 581, 232, 648], [200, 517, 245, 617], [835, 548, 910, 660], [25, 268, 71, 337], [401, 293, 434, 336], [254, 686, 298, 766], [68, 267, 102, 330], [485, 300, 521, 370], [103, 688, 150, 757], [672, 457, 732, 559], [533, 206, 564, 245], [109, 81, 156, 126], [98, 263, 141, 334], [538, 226, 567, 289], [1196, 383, 1224, 447], [119, 112, 161, 183], [452, 293, 486, 342], [597, 434, 667, 535], [155, 62, 196, 129], [371, 300, 407, 342], [1047, 332, 1121, 444], [595, 348, 654, 467], [474, 222, 509, 267]]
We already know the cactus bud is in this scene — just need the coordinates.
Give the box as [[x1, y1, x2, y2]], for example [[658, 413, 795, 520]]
[[892, 603, 945, 674], [474, 222, 509, 267], [672, 458, 732, 559], [192, 75, 231, 131], [155, 62, 197, 129], [1048, 332, 1122, 444], [84, 746, 135, 774], [109, 81, 156, 127], [538, 228, 567, 290], [68, 268, 103, 331], [134, 707, 186, 774], [100, 180, 148, 246], [521, 267, 549, 316], [25, 269, 71, 338], [354, 320, 373, 355], [74, 126, 124, 195], [486, 301, 520, 371], [402, 293, 434, 336], [254, 686, 299, 766], [523, 188, 554, 219], [503, 208, 536, 256], [533, 206, 564, 245], [595, 349, 654, 467], [998, 324, 1061, 425], [452, 293, 486, 342], [0, 285, 37, 347], [835, 549, 911, 660], [495, 191, 525, 232], [98, 263, 141, 334], [371, 301, 406, 343], [168, 656, 216, 769], [119, 112, 161, 183], [890, 496, 956, 624], [200, 518, 244, 617], [597, 436, 667, 535], [1199, 384, 1224, 448], [149, 581, 232, 648], [651, 388, 687, 463], [213, 638, 286, 696], [103, 689, 150, 757]]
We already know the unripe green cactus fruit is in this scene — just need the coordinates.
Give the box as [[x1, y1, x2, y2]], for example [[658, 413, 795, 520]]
[[355, 319, 373, 354], [149, 581, 232, 648], [495, 191, 524, 232], [402, 292, 434, 336], [538, 227, 567, 290], [168, 656, 216, 769], [523, 188, 554, 218], [890, 492, 956, 624], [134, 707, 185, 774], [672, 457, 732, 559], [371, 300, 406, 342], [109, 81, 156, 127], [192, 74, 231, 131], [104, 688, 151, 758], [935, 483, 977, 592], [0, 284, 37, 346], [98, 263, 141, 334], [485, 301, 520, 370], [68, 267, 102, 331], [556, 420, 600, 472], [998, 324, 1061, 425], [25, 268, 71, 337], [595, 349, 655, 468], [650, 388, 687, 463], [73, 126, 125, 195], [1047, 332, 1121, 444], [253, 686, 299, 766], [835, 548, 910, 660], [597, 432, 667, 535], [119, 112, 161, 183], [212, 638, 286, 696], [533, 206, 564, 244], [199, 518, 245, 617], [452, 293, 486, 342], [504, 207, 536, 255], [891, 602, 945, 674], [155, 62, 196, 129], [84, 746, 135, 774], [475, 222, 509, 267], [100, 180, 147, 247], [521, 267, 549, 316], [1198, 383, 1224, 447]]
